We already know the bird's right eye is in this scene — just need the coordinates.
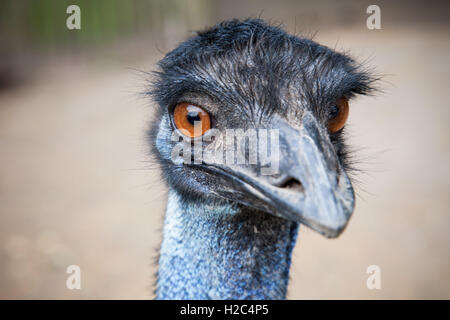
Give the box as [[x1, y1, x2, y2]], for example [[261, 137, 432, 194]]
[[172, 103, 211, 138]]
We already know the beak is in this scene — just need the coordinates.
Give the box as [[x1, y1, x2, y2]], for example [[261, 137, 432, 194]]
[[258, 112, 355, 238], [203, 111, 355, 238]]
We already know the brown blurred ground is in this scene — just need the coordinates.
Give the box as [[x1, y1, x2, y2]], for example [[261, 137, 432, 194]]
[[1, 0, 450, 299]]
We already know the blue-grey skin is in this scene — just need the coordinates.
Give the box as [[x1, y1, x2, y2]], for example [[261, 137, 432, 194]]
[[149, 19, 375, 299], [156, 190, 298, 299]]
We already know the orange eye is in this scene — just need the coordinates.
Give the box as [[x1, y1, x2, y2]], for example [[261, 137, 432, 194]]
[[328, 97, 349, 133], [173, 103, 211, 138]]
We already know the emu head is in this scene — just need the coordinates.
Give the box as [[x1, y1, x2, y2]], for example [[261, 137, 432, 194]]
[[150, 19, 374, 238]]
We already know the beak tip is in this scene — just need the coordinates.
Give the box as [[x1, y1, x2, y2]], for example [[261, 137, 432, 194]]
[[323, 225, 347, 238], [301, 212, 351, 238], [322, 217, 351, 238]]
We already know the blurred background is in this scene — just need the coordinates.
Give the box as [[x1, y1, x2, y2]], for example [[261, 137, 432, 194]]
[[0, 0, 449, 299]]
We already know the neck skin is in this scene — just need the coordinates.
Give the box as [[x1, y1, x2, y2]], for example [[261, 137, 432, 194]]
[[156, 188, 299, 299]]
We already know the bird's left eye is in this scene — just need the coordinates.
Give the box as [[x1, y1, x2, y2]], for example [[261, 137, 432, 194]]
[[172, 102, 211, 138], [327, 97, 349, 133]]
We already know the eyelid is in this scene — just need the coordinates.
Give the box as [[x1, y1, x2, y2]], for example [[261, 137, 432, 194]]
[[170, 90, 218, 113]]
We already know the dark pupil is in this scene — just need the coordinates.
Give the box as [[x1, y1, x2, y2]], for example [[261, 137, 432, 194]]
[[187, 111, 201, 125], [330, 105, 340, 119]]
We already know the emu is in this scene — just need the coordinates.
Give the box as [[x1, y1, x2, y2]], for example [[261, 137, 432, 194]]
[[149, 19, 374, 299]]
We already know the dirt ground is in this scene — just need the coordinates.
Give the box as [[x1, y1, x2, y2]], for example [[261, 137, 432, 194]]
[[1, 9, 450, 298]]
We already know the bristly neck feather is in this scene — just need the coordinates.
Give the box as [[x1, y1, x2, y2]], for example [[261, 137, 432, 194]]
[[156, 188, 299, 299]]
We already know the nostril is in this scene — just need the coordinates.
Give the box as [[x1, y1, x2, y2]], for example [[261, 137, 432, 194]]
[[279, 178, 304, 193]]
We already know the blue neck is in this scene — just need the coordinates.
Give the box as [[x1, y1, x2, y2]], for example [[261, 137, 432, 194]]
[[156, 189, 299, 299]]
